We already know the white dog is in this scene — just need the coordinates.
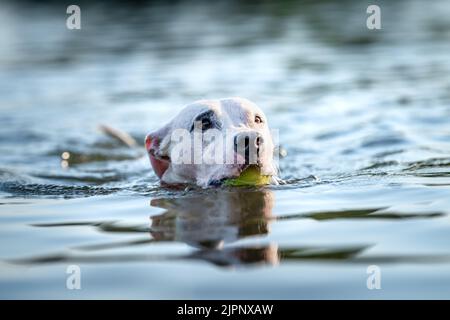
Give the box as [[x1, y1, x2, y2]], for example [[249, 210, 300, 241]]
[[145, 97, 278, 187]]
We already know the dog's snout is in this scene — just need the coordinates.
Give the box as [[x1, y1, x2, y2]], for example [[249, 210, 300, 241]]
[[234, 132, 263, 164]]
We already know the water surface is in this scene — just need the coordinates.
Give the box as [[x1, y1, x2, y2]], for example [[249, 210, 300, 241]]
[[1, 0, 450, 299]]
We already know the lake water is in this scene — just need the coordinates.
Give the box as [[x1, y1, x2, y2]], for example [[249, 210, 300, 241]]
[[1, 0, 450, 299]]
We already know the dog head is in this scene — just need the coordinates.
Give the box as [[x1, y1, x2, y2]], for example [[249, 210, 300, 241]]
[[145, 97, 278, 187]]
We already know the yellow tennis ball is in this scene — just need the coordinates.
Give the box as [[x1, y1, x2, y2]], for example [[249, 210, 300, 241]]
[[224, 165, 271, 186]]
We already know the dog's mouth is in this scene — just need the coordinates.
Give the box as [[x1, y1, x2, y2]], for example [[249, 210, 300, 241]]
[[208, 163, 267, 187], [146, 133, 274, 186], [208, 176, 240, 187]]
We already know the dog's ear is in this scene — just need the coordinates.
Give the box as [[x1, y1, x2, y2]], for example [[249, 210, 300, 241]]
[[145, 125, 171, 179]]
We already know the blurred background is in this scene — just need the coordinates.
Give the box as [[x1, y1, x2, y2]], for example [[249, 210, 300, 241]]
[[1, 0, 450, 299]]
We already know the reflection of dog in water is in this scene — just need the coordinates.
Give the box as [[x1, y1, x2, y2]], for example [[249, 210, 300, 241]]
[[150, 189, 280, 267]]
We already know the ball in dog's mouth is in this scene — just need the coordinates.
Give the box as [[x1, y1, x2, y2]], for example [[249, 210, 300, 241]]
[[209, 165, 271, 187]]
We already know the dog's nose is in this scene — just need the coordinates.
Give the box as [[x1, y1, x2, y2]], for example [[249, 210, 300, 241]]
[[234, 132, 263, 164]]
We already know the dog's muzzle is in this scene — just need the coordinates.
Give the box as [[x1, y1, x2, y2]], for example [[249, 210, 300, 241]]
[[233, 131, 263, 165]]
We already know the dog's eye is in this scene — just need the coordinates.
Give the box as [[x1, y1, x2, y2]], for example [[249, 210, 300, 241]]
[[201, 118, 213, 131], [255, 115, 263, 124]]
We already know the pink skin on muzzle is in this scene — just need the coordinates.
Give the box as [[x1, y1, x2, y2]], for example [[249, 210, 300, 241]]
[[145, 135, 169, 179]]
